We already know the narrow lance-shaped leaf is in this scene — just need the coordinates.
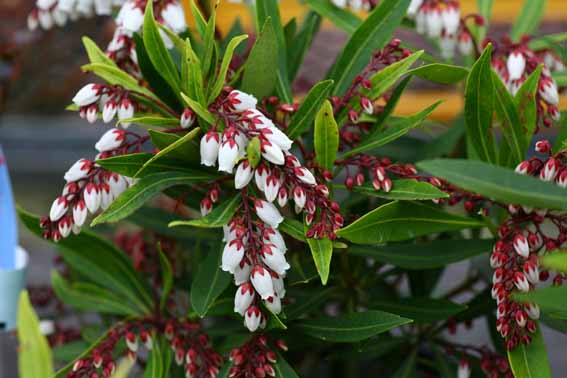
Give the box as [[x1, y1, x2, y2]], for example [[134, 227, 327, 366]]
[[336, 179, 448, 201], [304, 220, 333, 285], [407, 63, 469, 85], [287, 79, 334, 139], [158, 245, 173, 311], [510, 0, 548, 42], [208, 34, 248, 104], [539, 251, 567, 273], [329, 0, 411, 96], [314, 100, 339, 170], [169, 194, 241, 228], [507, 324, 551, 378], [515, 65, 543, 150], [337, 201, 484, 245], [305, 0, 361, 34], [417, 159, 567, 210], [464, 43, 497, 163]]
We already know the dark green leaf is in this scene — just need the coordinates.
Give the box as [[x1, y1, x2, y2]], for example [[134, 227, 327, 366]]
[[329, 0, 411, 96], [507, 324, 551, 378], [191, 243, 231, 317], [149, 129, 200, 163], [417, 159, 567, 210], [314, 100, 339, 170], [287, 79, 334, 139], [286, 288, 337, 320], [340, 101, 441, 158], [408, 63, 469, 84], [370, 298, 466, 322], [274, 352, 300, 378], [180, 93, 216, 126], [170, 194, 240, 228], [349, 239, 493, 269], [513, 286, 567, 315], [337, 201, 483, 245], [373, 76, 412, 129], [92, 170, 210, 225], [464, 44, 497, 163], [304, 220, 333, 285], [97, 153, 199, 178], [295, 310, 412, 343], [337, 179, 448, 201]]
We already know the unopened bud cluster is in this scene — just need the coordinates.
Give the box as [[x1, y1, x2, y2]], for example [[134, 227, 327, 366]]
[[41, 128, 145, 241], [228, 335, 287, 378], [490, 36, 562, 128], [489, 142, 567, 349]]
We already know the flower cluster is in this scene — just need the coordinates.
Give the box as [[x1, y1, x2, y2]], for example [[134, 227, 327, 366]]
[[72, 83, 136, 126], [68, 319, 222, 378], [490, 36, 561, 128], [330, 0, 374, 11], [228, 335, 287, 378], [490, 141, 567, 349], [196, 89, 342, 331], [408, 0, 482, 59], [27, 0, 117, 30], [41, 128, 145, 241]]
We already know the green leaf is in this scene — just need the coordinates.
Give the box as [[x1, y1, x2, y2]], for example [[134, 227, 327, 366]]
[[81, 63, 161, 104], [370, 298, 466, 322], [247, 137, 262, 168], [306, 0, 361, 33], [180, 93, 216, 126], [201, 9, 217, 80], [189, 0, 207, 37], [337, 201, 483, 245], [279, 218, 307, 241], [515, 66, 543, 147], [373, 76, 412, 129], [208, 34, 248, 103], [18, 208, 154, 314], [191, 244, 231, 317], [295, 310, 412, 343], [553, 112, 567, 154], [97, 153, 199, 178], [118, 116, 180, 128], [304, 220, 333, 285], [287, 12, 320, 82], [492, 71, 525, 165], [51, 272, 141, 316], [392, 349, 417, 378], [417, 159, 567, 210], [92, 170, 211, 225], [149, 129, 200, 163], [471, 0, 493, 43], [182, 37, 206, 105], [507, 324, 551, 378], [340, 101, 442, 158], [274, 352, 300, 378], [407, 63, 469, 84], [417, 114, 465, 160], [329, 0, 411, 96], [255, 0, 292, 102], [464, 44, 497, 163], [170, 194, 240, 228], [135, 127, 202, 177], [286, 288, 337, 320], [539, 251, 567, 273], [553, 70, 567, 86], [349, 238, 493, 269], [17, 291, 54, 378], [287, 79, 334, 139], [82, 36, 117, 67], [158, 246, 173, 311], [241, 18, 278, 100], [528, 32, 567, 51], [144, 335, 172, 378], [314, 100, 339, 170], [513, 286, 567, 316], [142, 1, 181, 100], [133, 33, 181, 112], [337, 179, 448, 201], [510, 0, 548, 42]]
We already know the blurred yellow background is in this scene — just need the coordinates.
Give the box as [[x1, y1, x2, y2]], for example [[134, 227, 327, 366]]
[[181, 0, 567, 121]]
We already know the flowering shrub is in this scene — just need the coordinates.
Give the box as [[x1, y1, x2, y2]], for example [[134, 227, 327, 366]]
[[17, 0, 567, 377]]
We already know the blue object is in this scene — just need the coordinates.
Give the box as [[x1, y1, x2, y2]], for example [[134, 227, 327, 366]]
[[0, 146, 17, 270]]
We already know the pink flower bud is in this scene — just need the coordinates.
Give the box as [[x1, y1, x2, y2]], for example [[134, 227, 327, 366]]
[[218, 138, 240, 173], [221, 239, 245, 274], [515, 160, 530, 175], [49, 196, 68, 221], [277, 187, 288, 207], [514, 271, 530, 292], [125, 332, 138, 352], [228, 90, 258, 112], [250, 266, 274, 299], [261, 244, 289, 275], [535, 140, 551, 154], [102, 100, 117, 123], [294, 167, 317, 186], [264, 175, 280, 202], [84, 183, 101, 213], [117, 98, 134, 126], [360, 97, 373, 115], [234, 259, 252, 285], [234, 282, 255, 316], [95, 128, 125, 152], [254, 199, 283, 228], [513, 234, 530, 258], [523, 261, 540, 284], [58, 216, 72, 238], [180, 108, 195, 129], [540, 158, 558, 182], [261, 139, 285, 165], [264, 295, 282, 315], [458, 359, 470, 378], [244, 305, 262, 332], [64, 159, 93, 182], [199, 131, 220, 167], [72, 83, 101, 107], [507, 50, 526, 81]]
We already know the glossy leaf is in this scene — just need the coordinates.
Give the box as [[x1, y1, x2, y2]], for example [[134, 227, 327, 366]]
[[295, 310, 412, 343], [370, 298, 466, 322], [170, 194, 240, 228], [329, 0, 411, 96], [407, 63, 469, 84], [417, 159, 567, 210], [507, 324, 551, 378], [340, 101, 441, 158], [142, 1, 181, 100], [241, 18, 278, 101], [305, 0, 361, 33], [510, 0, 548, 42], [92, 170, 210, 225], [337, 201, 483, 245], [17, 291, 54, 378], [287, 79, 334, 139], [464, 44, 497, 163], [208, 34, 248, 104], [349, 239, 493, 269], [337, 179, 448, 201], [97, 153, 199, 178], [304, 220, 333, 285], [191, 244, 231, 317], [149, 129, 200, 163], [314, 100, 339, 170]]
